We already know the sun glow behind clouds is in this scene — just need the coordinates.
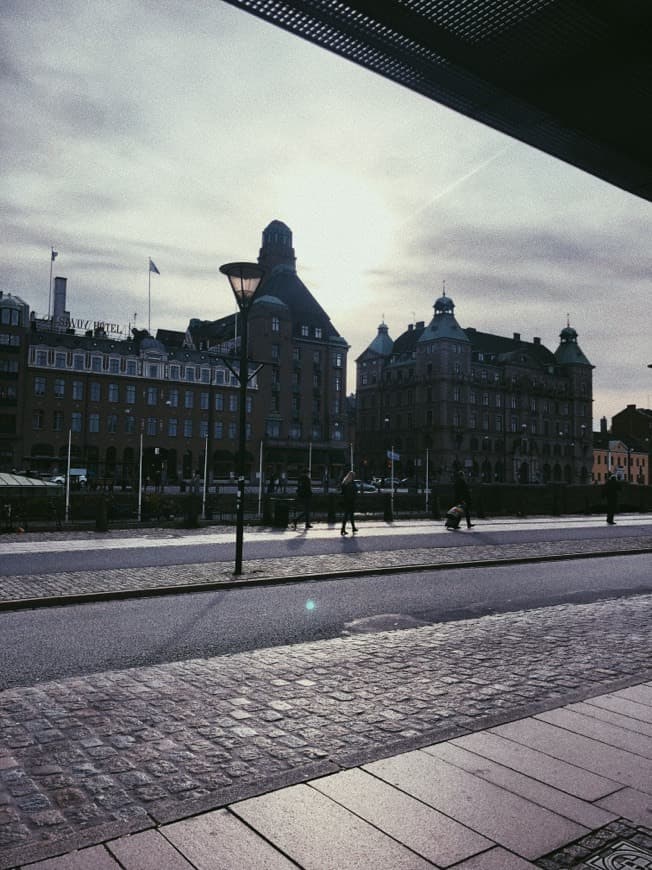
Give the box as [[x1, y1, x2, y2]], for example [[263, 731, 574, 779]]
[[276, 165, 396, 310]]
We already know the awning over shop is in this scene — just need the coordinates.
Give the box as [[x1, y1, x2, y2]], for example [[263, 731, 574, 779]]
[[0, 473, 60, 488]]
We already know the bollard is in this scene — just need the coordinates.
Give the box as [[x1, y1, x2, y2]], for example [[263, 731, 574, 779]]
[[383, 492, 393, 523]]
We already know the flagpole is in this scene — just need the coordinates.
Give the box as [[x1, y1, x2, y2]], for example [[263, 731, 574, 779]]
[[48, 247, 57, 321], [148, 267, 151, 334], [391, 444, 395, 517], [258, 439, 264, 517], [425, 448, 429, 512]]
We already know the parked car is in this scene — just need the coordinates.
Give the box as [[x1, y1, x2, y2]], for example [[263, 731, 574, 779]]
[[354, 480, 378, 493], [50, 475, 65, 485]]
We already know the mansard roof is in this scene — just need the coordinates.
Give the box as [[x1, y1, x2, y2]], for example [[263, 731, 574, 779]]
[[259, 265, 342, 340]]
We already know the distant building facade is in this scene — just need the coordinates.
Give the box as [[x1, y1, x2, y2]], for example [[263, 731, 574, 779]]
[[592, 436, 648, 485], [356, 290, 593, 485], [593, 408, 651, 485], [0, 291, 30, 471], [3, 221, 350, 487]]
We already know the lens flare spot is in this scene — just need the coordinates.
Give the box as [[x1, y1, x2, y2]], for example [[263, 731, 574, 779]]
[[305, 599, 316, 611]]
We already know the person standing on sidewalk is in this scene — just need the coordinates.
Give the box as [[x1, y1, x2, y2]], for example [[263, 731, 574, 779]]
[[340, 470, 358, 535], [603, 473, 620, 525], [293, 468, 313, 530], [453, 470, 474, 528]]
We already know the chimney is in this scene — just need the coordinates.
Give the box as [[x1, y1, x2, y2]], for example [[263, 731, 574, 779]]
[[600, 416, 608, 434], [533, 336, 541, 345], [53, 276, 69, 327], [513, 332, 520, 342]]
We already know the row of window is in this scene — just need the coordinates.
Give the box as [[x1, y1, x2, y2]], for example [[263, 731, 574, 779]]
[[362, 411, 589, 437], [0, 333, 21, 346], [377, 361, 588, 396], [31, 376, 253, 411], [0, 309, 23, 326], [269, 317, 324, 340], [30, 348, 253, 386], [595, 453, 647, 467], [264, 421, 343, 441], [32, 410, 252, 441]]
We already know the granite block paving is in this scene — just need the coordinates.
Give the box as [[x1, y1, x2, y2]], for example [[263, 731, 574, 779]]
[[1, 595, 650, 867]]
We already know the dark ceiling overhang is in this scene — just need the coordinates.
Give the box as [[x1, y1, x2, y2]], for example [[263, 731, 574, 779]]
[[223, 0, 652, 202]]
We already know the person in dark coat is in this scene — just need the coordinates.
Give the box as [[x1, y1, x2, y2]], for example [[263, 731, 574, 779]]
[[340, 470, 358, 535], [293, 468, 313, 530], [453, 470, 474, 528], [604, 474, 620, 525]]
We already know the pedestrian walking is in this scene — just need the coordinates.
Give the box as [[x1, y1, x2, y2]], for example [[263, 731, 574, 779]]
[[340, 470, 358, 535], [293, 468, 313, 529], [453, 470, 474, 528], [603, 473, 620, 524]]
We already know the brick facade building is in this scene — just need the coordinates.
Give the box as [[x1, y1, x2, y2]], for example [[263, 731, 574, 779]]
[[356, 290, 593, 486], [2, 221, 350, 488]]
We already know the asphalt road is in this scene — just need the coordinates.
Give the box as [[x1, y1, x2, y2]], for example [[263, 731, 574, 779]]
[[1, 552, 650, 690]]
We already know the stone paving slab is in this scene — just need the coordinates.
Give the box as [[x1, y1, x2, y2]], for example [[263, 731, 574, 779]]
[[2, 533, 652, 607], [1, 594, 650, 868], [311, 767, 493, 866], [491, 719, 652, 793], [364, 750, 589, 860]]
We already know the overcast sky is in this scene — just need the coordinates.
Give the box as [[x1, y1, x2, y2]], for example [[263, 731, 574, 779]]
[[2, 0, 650, 425]]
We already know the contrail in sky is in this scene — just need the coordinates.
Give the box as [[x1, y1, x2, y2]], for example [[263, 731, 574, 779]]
[[400, 144, 512, 226]]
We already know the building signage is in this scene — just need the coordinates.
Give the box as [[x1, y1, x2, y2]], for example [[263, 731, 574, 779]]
[[54, 316, 127, 337]]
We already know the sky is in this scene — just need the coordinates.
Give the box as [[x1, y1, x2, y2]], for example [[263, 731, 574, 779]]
[[1, 0, 650, 426]]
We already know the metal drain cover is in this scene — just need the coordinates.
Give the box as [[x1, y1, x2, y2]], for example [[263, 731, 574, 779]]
[[585, 838, 652, 869]]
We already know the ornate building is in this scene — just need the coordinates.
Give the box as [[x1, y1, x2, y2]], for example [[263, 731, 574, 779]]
[[356, 290, 593, 485], [4, 221, 350, 487]]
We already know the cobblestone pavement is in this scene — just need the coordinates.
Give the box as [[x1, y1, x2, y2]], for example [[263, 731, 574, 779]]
[[2, 528, 652, 606], [1, 592, 650, 868]]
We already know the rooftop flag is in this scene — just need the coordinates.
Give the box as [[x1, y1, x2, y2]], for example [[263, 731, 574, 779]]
[[387, 449, 400, 461], [51, 249, 58, 261], [148, 258, 160, 275]]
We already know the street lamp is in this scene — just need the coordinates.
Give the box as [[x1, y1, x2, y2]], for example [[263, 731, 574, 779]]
[[219, 261, 265, 575]]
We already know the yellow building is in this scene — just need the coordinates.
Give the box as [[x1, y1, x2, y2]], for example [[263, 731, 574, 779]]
[[592, 438, 649, 485]]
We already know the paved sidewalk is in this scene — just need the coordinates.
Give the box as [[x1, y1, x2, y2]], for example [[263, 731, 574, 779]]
[[1, 517, 652, 608], [9, 681, 652, 869], [1, 591, 650, 868]]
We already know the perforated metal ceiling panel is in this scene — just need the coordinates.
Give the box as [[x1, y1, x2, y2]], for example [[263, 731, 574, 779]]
[[223, 0, 652, 201]]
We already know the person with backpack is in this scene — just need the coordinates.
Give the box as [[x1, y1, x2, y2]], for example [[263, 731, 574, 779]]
[[293, 468, 313, 530]]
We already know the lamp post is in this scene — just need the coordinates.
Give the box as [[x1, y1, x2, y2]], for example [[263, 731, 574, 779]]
[[219, 261, 265, 575]]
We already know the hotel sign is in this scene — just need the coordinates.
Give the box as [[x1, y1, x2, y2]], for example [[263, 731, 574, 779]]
[[54, 316, 127, 337]]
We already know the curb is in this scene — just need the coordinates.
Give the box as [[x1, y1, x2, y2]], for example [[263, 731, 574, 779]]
[[2, 545, 651, 612]]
